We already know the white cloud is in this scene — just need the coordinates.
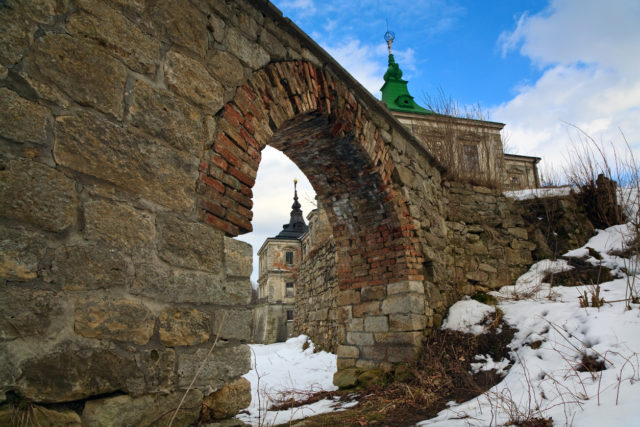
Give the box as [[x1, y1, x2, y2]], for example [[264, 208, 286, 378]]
[[493, 0, 640, 172], [235, 147, 316, 285]]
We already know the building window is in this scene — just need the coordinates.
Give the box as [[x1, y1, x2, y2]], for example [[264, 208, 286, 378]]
[[463, 144, 480, 171], [286, 310, 294, 321], [286, 282, 294, 297], [285, 251, 294, 265]]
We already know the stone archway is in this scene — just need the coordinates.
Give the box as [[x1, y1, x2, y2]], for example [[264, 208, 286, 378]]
[[199, 61, 427, 370]]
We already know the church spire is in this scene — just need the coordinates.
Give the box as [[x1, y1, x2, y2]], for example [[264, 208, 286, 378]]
[[380, 31, 432, 115], [275, 179, 308, 239]]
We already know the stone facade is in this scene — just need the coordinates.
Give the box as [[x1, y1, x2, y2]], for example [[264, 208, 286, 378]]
[[394, 111, 505, 187], [253, 237, 300, 343], [295, 205, 340, 352], [504, 153, 541, 190], [0, 0, 560, 410]]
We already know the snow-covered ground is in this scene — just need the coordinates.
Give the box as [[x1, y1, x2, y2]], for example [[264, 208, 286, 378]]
[[238, 195, 639, 426], [236, 335, 356, 425], [421, 223, 640, 426]]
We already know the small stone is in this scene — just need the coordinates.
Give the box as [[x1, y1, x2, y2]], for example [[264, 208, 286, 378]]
[[0, 87, 52, 144], [0, 158, 77, 232], [158, 307, 211, 347], [74, 297, 155, 345], [202, 377, 251, 420], [364, 316, 388, 332]]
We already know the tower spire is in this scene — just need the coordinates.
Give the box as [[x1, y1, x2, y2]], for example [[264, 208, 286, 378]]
[[275, 179, 308, 239], [380, 31, 432, 115]]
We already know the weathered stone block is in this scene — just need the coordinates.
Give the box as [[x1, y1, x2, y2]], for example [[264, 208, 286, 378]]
[[177, 344, 250, 390], [361, 285, 386, 301], [0, 88, 52, 144], [507, 227, 529, 240], [82, 390, 202, 427], [0, 158, 77, 232], [333, 368, 359, 388], [164, 50, 224, 112], [0, 7, 36, 66], [44, 245, 130, 291], [357, 368, 385, 387], [337, 345, 359, 359], [74, 297, 155, 345], [128, 80, 206, 156], [224, 237, 253, 278], [380, 294, 425, 315], [346, 332, 374, 346], [364, 316, 389, 333], [0, 224, 45, 281], [0, 404, 81, 427], [337, 289, 360, 306], [54, 113, 198, 212], [206, 50, 250, 88], [26, 34, 127, 119], [352, 301, 381, 317], [84, 200, 155, 254], [389, 314, 427, 331], [0, 288, 64, 341], [202, 377, 251, 420], [387, 280, 424, 295], [157, 213, 225, 272], [19, 347, 144, 402], [211, 308, 253, 341], [374, 331, 422, 346], [135, 348, 176, 393], [223, 27, 270, 69], [68, 0, 161, 74], [132, 264, 251, 305], [149, 0, 208, 57], [158, 307, 211, 347]]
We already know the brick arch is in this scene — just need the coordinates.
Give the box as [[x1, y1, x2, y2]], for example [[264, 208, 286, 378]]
[[198, 61, 426, 367]]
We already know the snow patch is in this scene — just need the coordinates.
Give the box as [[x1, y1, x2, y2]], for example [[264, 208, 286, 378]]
[[442, 299, 496, 335]]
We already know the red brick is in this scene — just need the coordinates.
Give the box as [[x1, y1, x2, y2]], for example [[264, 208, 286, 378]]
[[226, 209, 252, 233], [204, 213, 238, 236], [228, 165, 255, 187], [199, 198, 226, 217], [199, 173, 224, 194]]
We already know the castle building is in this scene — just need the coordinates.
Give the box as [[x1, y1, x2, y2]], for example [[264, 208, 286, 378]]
[[380, 33, 540, 190], [252, 180, 308, 344]]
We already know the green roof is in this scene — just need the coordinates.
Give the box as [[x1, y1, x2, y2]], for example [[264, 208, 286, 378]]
[[380, 54, 432, 115]]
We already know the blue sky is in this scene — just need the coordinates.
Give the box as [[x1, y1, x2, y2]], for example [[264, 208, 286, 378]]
[[238, 0, 640, 284]]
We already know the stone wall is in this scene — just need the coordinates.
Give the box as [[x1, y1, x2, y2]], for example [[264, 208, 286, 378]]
[[294, 237, 340, 353]]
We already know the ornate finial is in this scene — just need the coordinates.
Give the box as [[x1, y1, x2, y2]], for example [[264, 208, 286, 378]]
[[384, 30, 395, 55]]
